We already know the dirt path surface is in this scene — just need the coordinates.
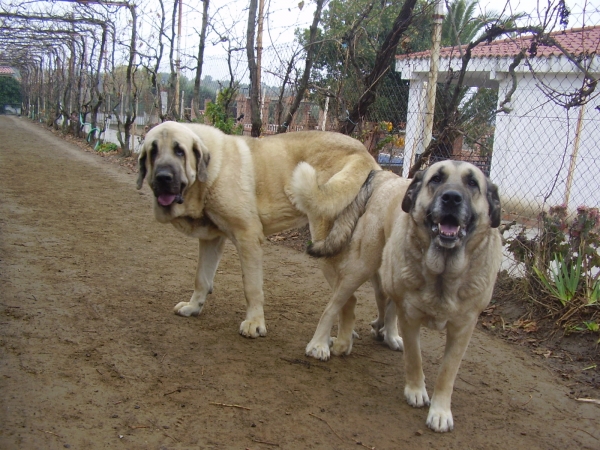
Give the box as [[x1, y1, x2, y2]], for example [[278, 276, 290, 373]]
[[1, 115, 598, 449]]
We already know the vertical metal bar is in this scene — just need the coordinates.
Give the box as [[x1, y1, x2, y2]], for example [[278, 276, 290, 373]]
[[564, 103, 586, 208], [422, 0, 445, 154]]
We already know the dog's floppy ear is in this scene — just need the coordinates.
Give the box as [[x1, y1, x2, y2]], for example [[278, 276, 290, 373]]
[[136, 150, 147, 190], [402, 169, 425, 213], [486, 179, 502, 228], [192, 140, 210, 183]]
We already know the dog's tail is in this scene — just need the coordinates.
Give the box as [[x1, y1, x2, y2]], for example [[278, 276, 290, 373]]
[[290, 154, 378, 220], [306, 170, 378, 258]]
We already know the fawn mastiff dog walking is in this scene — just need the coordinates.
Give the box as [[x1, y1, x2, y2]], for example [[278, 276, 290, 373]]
[[306, 160, 502, 432], [136, 122, 379, 338]]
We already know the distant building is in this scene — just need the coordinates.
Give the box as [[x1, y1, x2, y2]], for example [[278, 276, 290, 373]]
[[0, 66, 20, 80], [235, 95, 322, 135]]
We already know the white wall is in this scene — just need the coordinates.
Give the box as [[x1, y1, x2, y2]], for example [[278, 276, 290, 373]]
[[491, 72, 599, 212]]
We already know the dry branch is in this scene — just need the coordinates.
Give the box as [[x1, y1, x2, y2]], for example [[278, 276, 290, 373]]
[[209, 401, 252, 410]]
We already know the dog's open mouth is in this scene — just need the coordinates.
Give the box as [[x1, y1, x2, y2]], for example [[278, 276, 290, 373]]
[[432, 216, 465, 243], [157, 193, 184, 207]]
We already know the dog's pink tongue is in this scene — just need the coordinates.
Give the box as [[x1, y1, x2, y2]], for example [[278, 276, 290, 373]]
[[157, 194, 176, 206]]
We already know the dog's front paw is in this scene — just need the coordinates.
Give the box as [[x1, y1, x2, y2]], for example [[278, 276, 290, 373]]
[[426, 407, 454, 432], [174, 302, 202, 317], [306, 340, 331, 361], [404, 385, 430, 408], [382, 329, 403, 351], [239, 318, 267, 338]]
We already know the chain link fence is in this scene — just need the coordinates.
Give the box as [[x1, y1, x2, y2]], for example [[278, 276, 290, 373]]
[[397, 25, 599, 222], [72, 9, 596, 235], [201, 28, 599, 226]]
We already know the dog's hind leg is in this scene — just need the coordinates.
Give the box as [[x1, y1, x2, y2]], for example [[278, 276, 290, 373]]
[[370, 274, 403, 351], [371, 272, 395, 341], [370, 272, 387, 339], [382, 300, 403, 351], [174, 236, 226, 317]]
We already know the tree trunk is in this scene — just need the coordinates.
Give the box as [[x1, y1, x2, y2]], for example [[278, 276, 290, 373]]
[[193, 0, 210, 120], [120, 4, 138, 157], [90, 23, 107, 144], [276, 0, 324, 134], [246, 0, 261, 137], [167, 0, 179, 120], [338, 0, 418, 135]]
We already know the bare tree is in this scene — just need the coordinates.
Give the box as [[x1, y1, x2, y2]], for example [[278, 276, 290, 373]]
[[192, 0, 210, 119], [338, 0, 418, 135], [276, 0, 325, 134], [246, 0, 261, 136], [114, 2, 138, 157], [138, 0, 167, 122], [166, 0, 179, 119]]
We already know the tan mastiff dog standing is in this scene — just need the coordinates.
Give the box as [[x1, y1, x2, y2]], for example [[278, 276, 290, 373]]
[[305, 160, 502, 432], [136, 122, 379, 338]]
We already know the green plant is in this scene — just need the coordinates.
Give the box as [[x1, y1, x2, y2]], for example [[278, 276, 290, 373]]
[[0, 76, 22, 105], [204, 88, 243, 135], [584, 321, 599, 332], [583, 321, 600, 344], [505, 205, 600, 334], [587, 281, 600, 305], [533, 253, 581, 307], [96, 142, 119, 153]]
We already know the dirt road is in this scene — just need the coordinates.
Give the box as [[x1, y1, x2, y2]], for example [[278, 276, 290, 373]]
[[0, 115, 598, 449]]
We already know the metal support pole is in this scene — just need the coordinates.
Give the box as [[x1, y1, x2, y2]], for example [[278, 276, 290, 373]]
[[421, 0, 445, 154], [564, 103, 586, 208]]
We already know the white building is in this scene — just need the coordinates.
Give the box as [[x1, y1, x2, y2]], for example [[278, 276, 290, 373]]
[[396, 26, 600, 214]]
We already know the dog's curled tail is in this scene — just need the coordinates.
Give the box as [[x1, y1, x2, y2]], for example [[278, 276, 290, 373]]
[[306, 170, 378, 258], [290, 153, 379, 220]]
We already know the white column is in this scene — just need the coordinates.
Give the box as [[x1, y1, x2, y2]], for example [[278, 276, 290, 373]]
[[402, 75, 428, 178]]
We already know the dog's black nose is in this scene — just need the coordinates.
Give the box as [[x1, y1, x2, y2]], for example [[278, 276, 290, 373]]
[[441, 190, 463, 206], [155, 170, 174, 184]]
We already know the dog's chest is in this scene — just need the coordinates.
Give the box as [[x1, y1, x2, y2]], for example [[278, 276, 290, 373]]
[[171, 216, 223, 239], [404, 275, 476, 328]]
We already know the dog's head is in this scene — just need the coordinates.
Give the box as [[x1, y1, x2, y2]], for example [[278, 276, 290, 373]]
[[401, 160, 501, 249], [136, 122, 210, 221]]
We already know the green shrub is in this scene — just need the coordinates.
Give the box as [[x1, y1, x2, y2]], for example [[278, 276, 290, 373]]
[[96, 142, 119, 153], [205, 88, 243, 135], [505, 205, 600, 333]]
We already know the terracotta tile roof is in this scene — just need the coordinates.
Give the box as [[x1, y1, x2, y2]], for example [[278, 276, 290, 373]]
[[0, 66, 15, 75], [397, 25, 600, 60]]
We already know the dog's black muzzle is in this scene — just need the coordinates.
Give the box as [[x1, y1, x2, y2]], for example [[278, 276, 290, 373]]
[[429, 189, 471, 247], [152, 166, 185, 207]]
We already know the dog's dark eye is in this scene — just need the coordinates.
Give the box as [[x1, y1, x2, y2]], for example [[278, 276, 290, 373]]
[[150, 141, 158, 161], [430, 175, 442, 184], [468, 179, 478, 188], [174, 147, 185, 157]]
